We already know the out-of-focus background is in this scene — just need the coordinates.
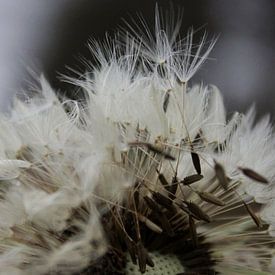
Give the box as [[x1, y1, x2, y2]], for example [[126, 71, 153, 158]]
[[1, 0, 275, 118]]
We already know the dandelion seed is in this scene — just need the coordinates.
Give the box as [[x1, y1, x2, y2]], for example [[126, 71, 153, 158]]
[[239, 166, 269, 184], [182, 174, 204, 185], [138, 213, 163, 234], [214, 160, 229, 190], [185, 201, 211, 223], [242, 200, 263, 228], [129, 142, 176, 160], [188, 215, 198, 248], [197, 191, 225, 206], [0, 4, 275, 275], [191, 152, 201, 175]]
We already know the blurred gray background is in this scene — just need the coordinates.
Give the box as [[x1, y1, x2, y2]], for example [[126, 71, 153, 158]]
[[0, 0, 275, 119]]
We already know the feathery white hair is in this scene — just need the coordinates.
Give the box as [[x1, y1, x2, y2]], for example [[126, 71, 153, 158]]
[[0, 5, 275, 275]]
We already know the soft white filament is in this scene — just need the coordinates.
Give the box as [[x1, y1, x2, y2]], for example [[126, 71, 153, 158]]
[[0, 5, 274, 275]]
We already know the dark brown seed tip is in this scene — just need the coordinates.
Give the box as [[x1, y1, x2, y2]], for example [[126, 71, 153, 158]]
[[136, 241, 147, 273], [186, 201, 211, 223], [238, 167, 269, 184], [158, 173, 169, 186], [214, 161, 229, 190], [182, 174, 204, 185], [198, 191, 225, 206], [146, 143, 175, 161], [138, 214, 163, 234], [191, 152, 201, 175], [166, 183, 178, 200], [242, 200, 263, 228], [189, 215, 198, 248], [159, 212, 174, 236], [125, 238, 137, 264], [153, 192, 173, 209], [163, 91, 170, 113]]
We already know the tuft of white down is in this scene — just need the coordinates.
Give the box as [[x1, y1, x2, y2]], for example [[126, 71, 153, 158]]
[[1, 5, 275, 275], [0, 74, 131, 274]]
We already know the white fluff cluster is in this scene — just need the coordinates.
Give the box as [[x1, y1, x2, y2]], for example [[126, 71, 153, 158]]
[[0, 6, 275, 275]]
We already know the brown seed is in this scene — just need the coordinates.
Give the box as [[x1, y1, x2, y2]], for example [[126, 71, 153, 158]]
[[159, 212, 174, 236], [198, 191, 225, 206], [191, 152, 201, 175], [138, 214, 163, 234], [214, 161, 229, 190], [239, 167, 269, 184], [158, 173, 178, 200], [186, 202, 211, 223], [182, 174, 204, 185], [136, 241, 147, 273], [158, 173, 169, 186], [129, 142, 175, 161], [163, 91, 170, 113], [125, 238, 137, 264], [165, 182, 178, 200], [153, 192, 173, 209], [243, 201, 263, 228], [133, 190, 140, 208], [147, 143, 175, 161], [136, 241, 155, 269], [189, 215, 198, 248]]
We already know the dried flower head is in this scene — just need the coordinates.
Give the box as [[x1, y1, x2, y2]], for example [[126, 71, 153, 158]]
[[0, 5, 275, 275]]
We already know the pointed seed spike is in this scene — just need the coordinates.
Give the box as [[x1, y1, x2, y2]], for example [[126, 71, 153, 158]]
[[159, 213, 174, 236], [166, 183, 178, 200], [134, 190, 140, 208], [243, 201, 263, 228], [146, 143, 175, 161], [138, 214, 163, 234], [153, 192, 173, 209], [189, 215, 198, 248], [163, 91, 170, 113], [128, 142, 175, 160], [182, 174, 204, 185], [158, 173, 169, 186], [191, 152, 201, 174], [214, 161, 229, 190], [159, 174, 178, 200], [239, 167, 269, 184], [136, 241, 147, 273], [186, 202, 211, 223], [170, 176, 179, 195], [198, 191, 225, 206], [125, 238, 137, 265]]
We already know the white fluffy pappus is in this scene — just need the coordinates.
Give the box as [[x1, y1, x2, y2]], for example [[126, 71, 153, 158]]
[[0, 5, 275, 275]]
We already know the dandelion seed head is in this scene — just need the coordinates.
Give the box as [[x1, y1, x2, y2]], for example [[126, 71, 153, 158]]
[[0, 4, 275, 275]]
